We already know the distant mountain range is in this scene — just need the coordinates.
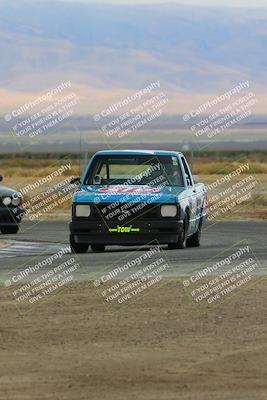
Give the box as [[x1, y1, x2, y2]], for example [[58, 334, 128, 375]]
[[0, 0, 266, 115]]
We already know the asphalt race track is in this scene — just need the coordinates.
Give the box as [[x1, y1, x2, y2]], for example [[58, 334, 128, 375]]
[[0, 221, 266, 281]]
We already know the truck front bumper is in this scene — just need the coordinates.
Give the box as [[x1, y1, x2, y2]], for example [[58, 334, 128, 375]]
[[69, 219, 184, 246]]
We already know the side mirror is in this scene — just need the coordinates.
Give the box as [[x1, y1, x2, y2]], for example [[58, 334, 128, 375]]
[[70, 177, 81, 185], [94, 175, 102, 184], [0, 175, 3, 182]]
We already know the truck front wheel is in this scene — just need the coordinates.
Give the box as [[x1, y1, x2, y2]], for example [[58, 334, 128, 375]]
[[91, 245, 105, 253], [70, 234, 89, 254], [1, 226, 19, 234], [168, 214, 189, 250]]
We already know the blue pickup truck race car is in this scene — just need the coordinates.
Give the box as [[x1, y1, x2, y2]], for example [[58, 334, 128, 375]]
[[69, 150, 208, 253]]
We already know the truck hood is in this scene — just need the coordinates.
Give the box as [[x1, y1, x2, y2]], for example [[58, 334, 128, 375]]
[[74, 185, 186, 204]]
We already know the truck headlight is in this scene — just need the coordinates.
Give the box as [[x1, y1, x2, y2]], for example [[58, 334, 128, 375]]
[[12, 194, 22, 206], [160, 205, 178, 217], [2, 197, 12, 206], [75, 204, 91, 217]]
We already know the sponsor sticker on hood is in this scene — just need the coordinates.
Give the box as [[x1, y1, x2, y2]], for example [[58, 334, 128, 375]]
[[98, 186, 160, 194]]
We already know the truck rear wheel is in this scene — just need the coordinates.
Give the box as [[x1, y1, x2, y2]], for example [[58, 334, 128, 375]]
[[186, 218, 202, 247], [70, 234, 89, 254]]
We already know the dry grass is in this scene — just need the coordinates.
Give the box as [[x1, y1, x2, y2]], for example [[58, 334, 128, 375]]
[[1, 158, 80, 178], [194, 161, 267, 175]]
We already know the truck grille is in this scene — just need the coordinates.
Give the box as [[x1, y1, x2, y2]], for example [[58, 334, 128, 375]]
[[91, 202, 161, 223]]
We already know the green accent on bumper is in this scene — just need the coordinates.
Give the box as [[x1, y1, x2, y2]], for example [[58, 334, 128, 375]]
[[108, 225, 140, 233]]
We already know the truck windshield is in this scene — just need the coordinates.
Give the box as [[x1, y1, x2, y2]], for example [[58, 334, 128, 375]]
[[85, 155, 184, 187]]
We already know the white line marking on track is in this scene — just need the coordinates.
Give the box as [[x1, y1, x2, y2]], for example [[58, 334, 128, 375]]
[[0, 240, 70, 258]]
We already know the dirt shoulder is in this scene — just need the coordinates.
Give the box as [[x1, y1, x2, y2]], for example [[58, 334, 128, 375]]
[[0, 278, 267, 400]]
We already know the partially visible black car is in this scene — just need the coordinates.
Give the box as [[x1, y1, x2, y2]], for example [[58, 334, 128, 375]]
[[0, 175, 25, 234]]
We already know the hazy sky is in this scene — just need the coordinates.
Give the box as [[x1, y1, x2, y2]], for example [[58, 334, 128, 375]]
[[61, 0, 267, 7]]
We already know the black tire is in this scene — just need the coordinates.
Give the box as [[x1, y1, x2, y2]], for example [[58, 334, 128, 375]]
[[186, 218, 202, 248], [91, 244, 106, 253], [1, 226, 19, 234], [69, 234, 89, 254], [168, 214, 189, 250]]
